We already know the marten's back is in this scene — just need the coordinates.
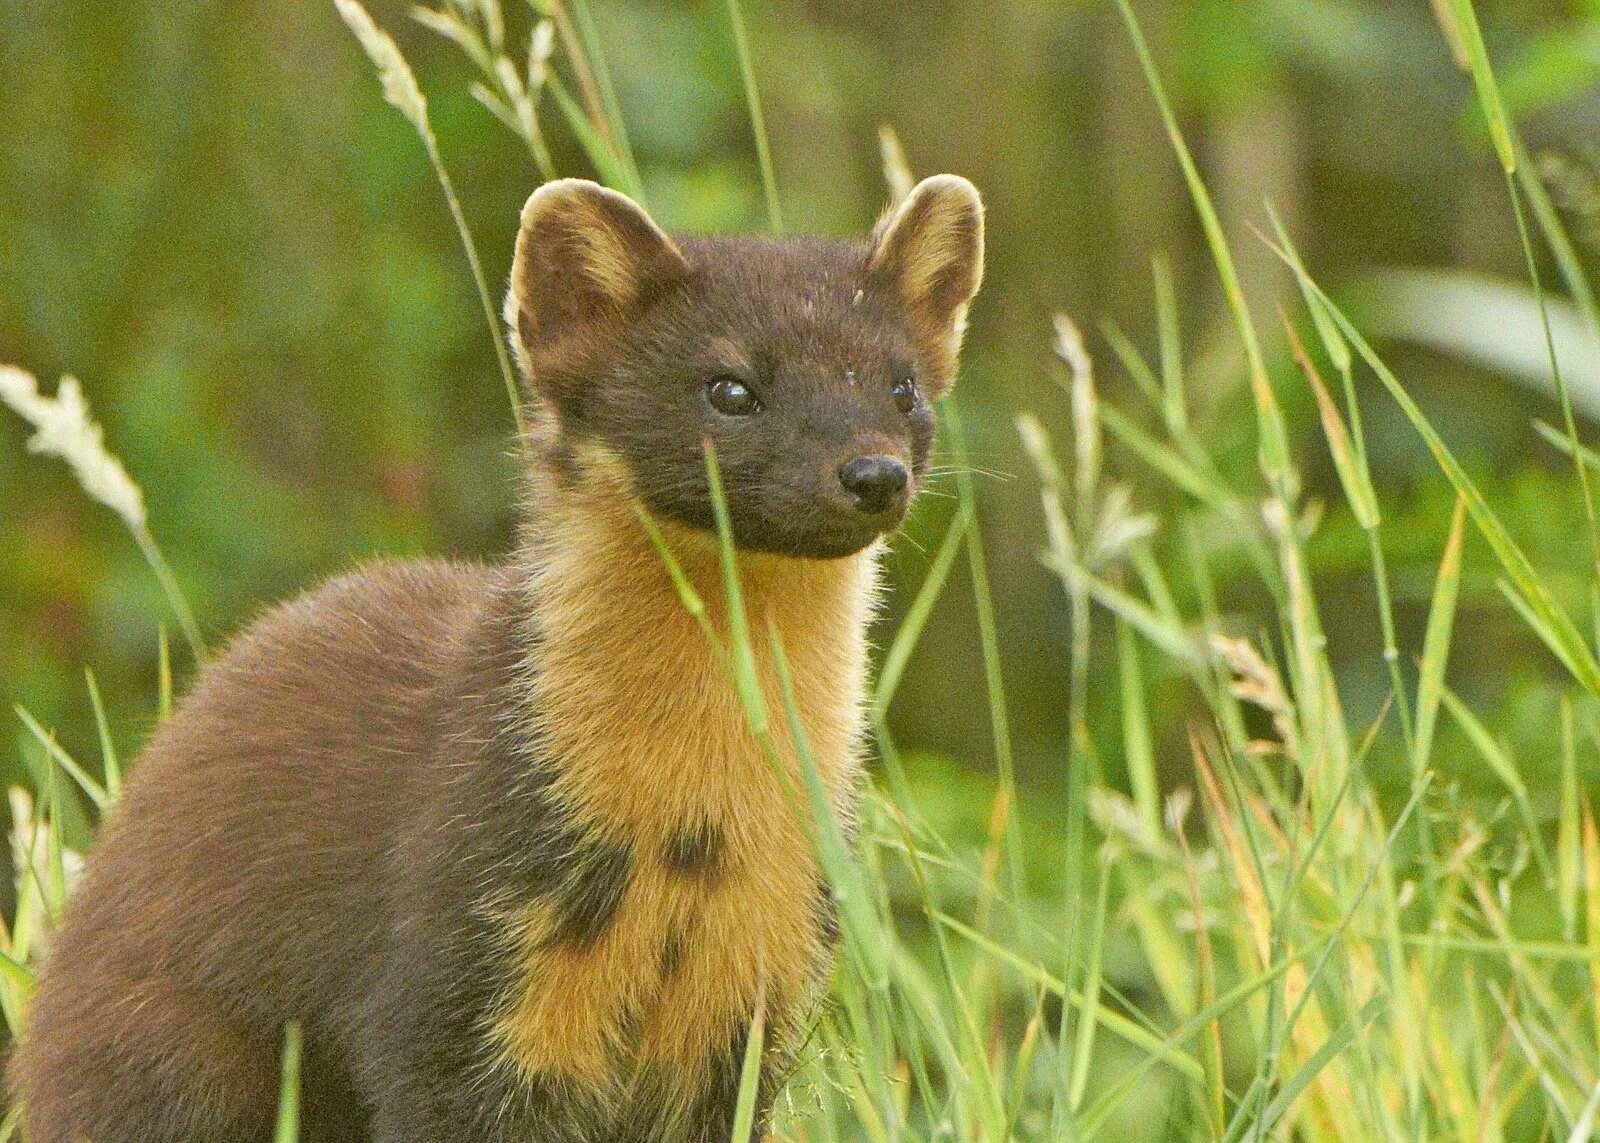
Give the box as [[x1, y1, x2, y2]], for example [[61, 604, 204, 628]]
[[12, 558, 506, 1140]]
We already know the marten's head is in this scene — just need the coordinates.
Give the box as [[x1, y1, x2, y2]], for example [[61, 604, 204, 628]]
[[505, 175, 983, 559]]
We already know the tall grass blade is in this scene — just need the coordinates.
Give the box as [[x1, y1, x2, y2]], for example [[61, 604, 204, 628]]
[[872, 503, 970, 718], [15, 707, 108, 811], [947, 406, 1024, 934], [1079, 955, 1305, 1133], [0, 368, 205, 663], [84, 669, 120, 801], [1067, 858, 1111, 1111], [564, 0, 643, 193], [730, 988, 768, 1143], [1117, 620, 1161, 838], [274, 1021, 302, 1143], [934, 911, 1209, 1082], [335, 0, 529, 443], [0, 950, 34, 996], [1440, 685, 1554, 886], [1515, 135, 1600, 341], [1283, 314, 1378, 530], [158, 625, 173, 722], [1152, 251, 1187, 436], [1243, 995, 1385, 1141], [1414, 495, 1467, 781], [702, 441, 767, 733], [1561, 696, 1580, 939], [546, 74, 638, 194], [1503, 178, 1600, 594], [1582, 799, 1600, 1057], [1267, 231, 1600, 699], [1114, 0, 1294, 497], [724, 0, 783, 233], [1098, 402, 1236, 510], [1444, 0, 1516, 172], [887, 809, 1008, 1139]]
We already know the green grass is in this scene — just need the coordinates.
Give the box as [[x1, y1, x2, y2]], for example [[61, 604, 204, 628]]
[[8, 0, 1600, 1138]]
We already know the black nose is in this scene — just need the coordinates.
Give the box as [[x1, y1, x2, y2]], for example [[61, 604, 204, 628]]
[[838, 455, 909, 514]]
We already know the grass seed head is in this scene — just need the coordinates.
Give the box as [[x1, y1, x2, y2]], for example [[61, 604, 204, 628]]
[[0, 368, 146, 533], [335, 0, 431, 137]]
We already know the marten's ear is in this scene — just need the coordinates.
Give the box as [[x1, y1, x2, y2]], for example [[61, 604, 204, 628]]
[[506, 179, 688, 384], [867, 174, 985, 392]]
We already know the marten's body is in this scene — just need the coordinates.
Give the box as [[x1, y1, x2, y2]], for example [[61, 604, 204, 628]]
[[13, 175, 982, 1141]]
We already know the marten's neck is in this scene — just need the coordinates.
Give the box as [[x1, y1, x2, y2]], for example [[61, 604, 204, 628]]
[[512, 446, 880, 841], [484, 448, 879, 1088]]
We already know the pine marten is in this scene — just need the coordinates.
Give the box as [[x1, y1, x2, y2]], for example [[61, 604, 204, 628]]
[[12, 173, 984, 1142]]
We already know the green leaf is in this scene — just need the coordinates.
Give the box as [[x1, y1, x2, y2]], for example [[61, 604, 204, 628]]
[[1414, 496, 1467, 779], [15, 706, 107, 811], [1250, 995, 1386, 1139], [1439, 685, 1554, 887], [274, 1021, 302, 1143], [1445, 0, 1517, 172], [85, 668, 121, 802], [1268, 230, 1600, 700], [1115, 0, 1293, 496], [729, 996, 768, 1143], [872, 503, 970, 718]]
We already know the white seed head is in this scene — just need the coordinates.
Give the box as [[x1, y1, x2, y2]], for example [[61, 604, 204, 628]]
[[1053, 312, 1100, 505], [529, 20, 555, 89], [336, 0, 431, 137], [1164, 788, 1193, 835], [412, 6, 479, 57], [1260, 496, 1292, 538], [495, 55, 525, 104], [1089, 484, 1158, 568], [0, 366, 146, 531], [1051, 312, 1092, 380], [877, 125, 915, 206], [475, 0, 504, 52]]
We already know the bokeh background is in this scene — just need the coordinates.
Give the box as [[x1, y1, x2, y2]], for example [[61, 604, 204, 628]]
[[5, 0, 1600, 828]]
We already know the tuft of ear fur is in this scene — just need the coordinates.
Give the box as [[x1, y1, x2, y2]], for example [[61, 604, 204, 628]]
[[505, 179, 689, 392], [867, 174, 984, 392]]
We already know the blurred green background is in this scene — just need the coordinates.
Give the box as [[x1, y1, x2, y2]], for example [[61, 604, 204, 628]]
[[5, 0, 1600, 814]]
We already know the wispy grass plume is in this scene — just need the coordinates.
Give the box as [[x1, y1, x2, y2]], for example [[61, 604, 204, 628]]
[[0, 367, 204, 663], [334, 0, 528, 443]]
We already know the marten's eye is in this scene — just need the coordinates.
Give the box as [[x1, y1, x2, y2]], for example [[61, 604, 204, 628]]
[[891, 376, 920, 415], [707, 375, 762, 417]]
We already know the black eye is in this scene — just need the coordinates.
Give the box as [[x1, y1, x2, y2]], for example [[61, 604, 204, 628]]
[[892, 376, 920, 414], [707, 375, 762, 416]]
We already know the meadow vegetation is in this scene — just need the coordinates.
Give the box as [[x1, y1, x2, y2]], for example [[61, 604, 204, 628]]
[[8, 0, 1600, 1138]]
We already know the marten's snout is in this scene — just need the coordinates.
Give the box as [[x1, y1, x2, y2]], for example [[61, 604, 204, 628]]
[[838, 455, 910, 515]]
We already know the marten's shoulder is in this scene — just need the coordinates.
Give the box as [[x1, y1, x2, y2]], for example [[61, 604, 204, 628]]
[[183, 557, 505, 713], [111, 557, 515, 831], [226, 557, 504, 669]]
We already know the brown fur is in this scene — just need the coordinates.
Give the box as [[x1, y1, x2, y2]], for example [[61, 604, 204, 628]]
[[11, 176, 982, 1141]]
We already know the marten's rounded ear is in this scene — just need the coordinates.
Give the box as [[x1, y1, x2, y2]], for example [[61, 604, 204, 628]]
[[867, 174, 985, 391], [505, 179, 688, 379]]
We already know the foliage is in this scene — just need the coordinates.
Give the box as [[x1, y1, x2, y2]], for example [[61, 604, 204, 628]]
[[8, 0, 1600, 1138]]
